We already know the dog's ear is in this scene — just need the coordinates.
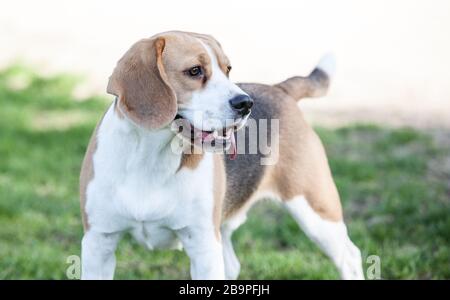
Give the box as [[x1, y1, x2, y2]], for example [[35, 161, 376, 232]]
[[107, 37, 177, 129]]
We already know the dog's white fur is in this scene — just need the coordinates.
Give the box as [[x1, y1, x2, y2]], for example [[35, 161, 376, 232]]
[[221, 191, 364, 280], [81, 42, 244, 280], [284, 196, 364, 280], [81, 33, 364, 280], [316, 53, 336, 79]]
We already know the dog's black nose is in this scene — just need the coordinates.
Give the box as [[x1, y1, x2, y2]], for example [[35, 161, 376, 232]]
[[229, 94, 253, 116]]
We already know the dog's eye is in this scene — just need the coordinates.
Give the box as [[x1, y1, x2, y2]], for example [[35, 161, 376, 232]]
[[186, 66, 203, 78], [227, 65, 232, 73]]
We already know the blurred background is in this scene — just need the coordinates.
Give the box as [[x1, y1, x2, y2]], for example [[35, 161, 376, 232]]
[[2, 0, 450, 127], [0, 0, 449, 279]]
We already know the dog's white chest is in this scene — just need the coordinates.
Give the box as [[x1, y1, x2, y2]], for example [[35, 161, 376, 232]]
[[85, 108, 215, 239], [115, 173, 188, 223]]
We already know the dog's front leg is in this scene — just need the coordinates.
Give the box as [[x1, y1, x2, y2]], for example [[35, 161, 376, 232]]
[[81, 230, 122, 280], [177, 226, 225, 280]]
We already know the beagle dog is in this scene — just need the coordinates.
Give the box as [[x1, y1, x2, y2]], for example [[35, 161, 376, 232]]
[[79, 31, 364, 280]]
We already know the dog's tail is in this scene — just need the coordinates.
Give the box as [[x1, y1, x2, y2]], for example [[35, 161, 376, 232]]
[[274, 53, 335, 102]]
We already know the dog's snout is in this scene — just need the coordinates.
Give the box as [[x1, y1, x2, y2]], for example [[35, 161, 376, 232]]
[[229, 94, 253, 115]]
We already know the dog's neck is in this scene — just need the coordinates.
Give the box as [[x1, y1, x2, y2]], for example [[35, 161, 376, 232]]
[[107, 102, 184, 178], [109, 99, 208, 176]]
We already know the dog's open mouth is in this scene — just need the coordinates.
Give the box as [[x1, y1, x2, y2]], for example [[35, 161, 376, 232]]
[[172, 114, 239, 159]]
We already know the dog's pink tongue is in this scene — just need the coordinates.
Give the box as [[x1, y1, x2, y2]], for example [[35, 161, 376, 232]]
[[229, 132, 237, 160], [201, 131, 210, 140]]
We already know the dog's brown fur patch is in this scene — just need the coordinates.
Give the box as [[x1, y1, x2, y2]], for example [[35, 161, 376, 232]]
[[107, 37, 177, 129], [222, 83, 343, 222], [179, 153, 204, 170], [272, 100, 342, 221], [84, 31, 342, 239], [79, 115, 106, 232], [213, 154, 226, 240]]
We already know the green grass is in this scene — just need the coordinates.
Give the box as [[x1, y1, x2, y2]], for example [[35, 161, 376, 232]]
[[0, 66, 449, 279]]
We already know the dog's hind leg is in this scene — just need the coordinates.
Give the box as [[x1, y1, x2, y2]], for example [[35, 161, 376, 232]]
[[273, 128, 364, 279], [221, 212, 247, 280], [283, 195, 364, 280]]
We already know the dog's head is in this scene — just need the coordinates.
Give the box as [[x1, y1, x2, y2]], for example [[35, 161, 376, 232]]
[[107, 31, 252, 150]]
